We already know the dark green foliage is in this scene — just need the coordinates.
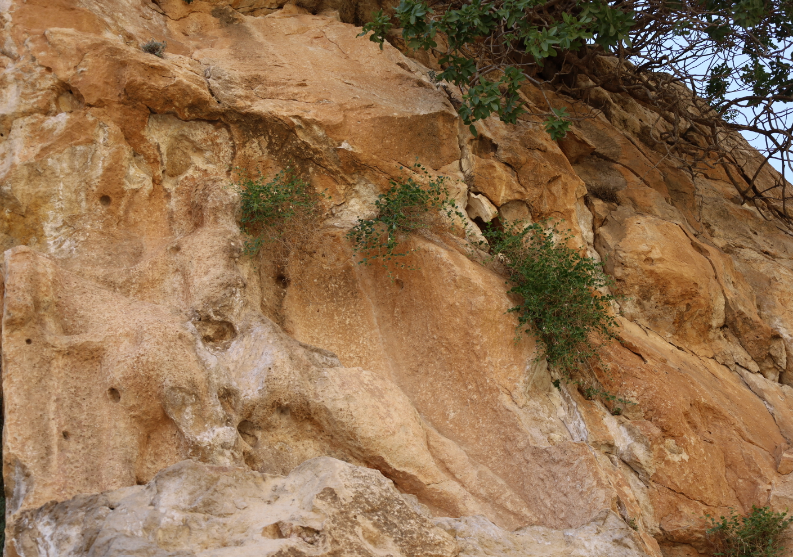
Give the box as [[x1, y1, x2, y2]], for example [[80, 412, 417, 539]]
[[141, 40, 167, 58], [361, 10, 393, 49], [358, 0, 793, 223], [543, 108, 572, 141], [346, 166, 462, 270], [234, 168, 325, 256], [359, 0, 793, 134], [482, 220, 617, 378], [706, 506, 793, 557], [360, 0, 633, 137]]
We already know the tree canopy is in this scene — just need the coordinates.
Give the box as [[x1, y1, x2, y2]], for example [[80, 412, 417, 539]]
[[360, 0, 793, 227]]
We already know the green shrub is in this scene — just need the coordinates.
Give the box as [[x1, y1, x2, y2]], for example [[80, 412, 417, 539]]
[[346, 166, 462, 271], [580, 384, 635, 414], [706, 506, 793, 557], [141, 40, 167, 58], [234, 168, 325, 257], [481, 220, 617, 379]]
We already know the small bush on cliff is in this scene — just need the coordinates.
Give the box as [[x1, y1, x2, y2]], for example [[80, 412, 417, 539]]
[[234, 167, 325, 257], [141, 40, 167, 58], [706, 506, 793, 557], [481, 220, 617, 379], [580, 384, 636, 414], [346, 165, 463, 271]]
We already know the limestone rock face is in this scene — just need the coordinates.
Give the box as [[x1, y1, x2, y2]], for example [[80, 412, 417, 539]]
[[437, 511, 648, 557], [11, 457, 459, 557], [11, 457, 650, 557], [2, 0, 793, 556]]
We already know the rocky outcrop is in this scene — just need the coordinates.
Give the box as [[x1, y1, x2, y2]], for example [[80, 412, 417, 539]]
[[2, 0, 793, 556], [11, 458, 460, 557], [11, 457, 648, 557]]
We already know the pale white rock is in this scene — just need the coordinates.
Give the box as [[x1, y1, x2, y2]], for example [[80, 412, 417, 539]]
[[467, 192, 499, 223], [435, 510, 649, 557], [9, 457, 459, 557], [10, 457, 650, 557], [778, 448, 793, 475]]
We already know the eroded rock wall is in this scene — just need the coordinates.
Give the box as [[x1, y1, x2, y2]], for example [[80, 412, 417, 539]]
[[2, 1, 793, 556]]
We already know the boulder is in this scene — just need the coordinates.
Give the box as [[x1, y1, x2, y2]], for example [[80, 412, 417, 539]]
[[9, 457, 459, 557]]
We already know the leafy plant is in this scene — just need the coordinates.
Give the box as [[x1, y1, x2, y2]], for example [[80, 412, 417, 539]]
[[706, 506, 793, 557], [359, 0, 634, 137], [481, 220, 617, 379], [544, 108, 573, 141], [141, 40, 167, 58], [234, 167, 325, 257], [358, 0, 793, 229], [346, 165, 463, 272]]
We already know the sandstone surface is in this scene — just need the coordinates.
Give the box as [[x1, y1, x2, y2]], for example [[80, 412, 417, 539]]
[[2, 0, 793, 556]]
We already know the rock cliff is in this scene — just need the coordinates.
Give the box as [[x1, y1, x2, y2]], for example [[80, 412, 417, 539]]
[[2, 1, 793, 556]]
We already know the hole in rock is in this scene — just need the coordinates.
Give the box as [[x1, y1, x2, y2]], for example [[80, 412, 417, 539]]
[[108, 388, 121, 403], [471, 216, 488, 231], [25, 338, 32, 345], [62, 431, 70, 440], [237, 420, 260, 447], [261, 523, 285, 539], [195, 319, 236, 348], [99, 195, 112, 207], [276, 273, 290, 289], [472, 135, 497, 157], [218, 388, 237, 415]]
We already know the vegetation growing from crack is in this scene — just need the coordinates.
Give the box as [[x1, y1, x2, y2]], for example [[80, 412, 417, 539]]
[[346, 165, 465, 273], [347, 164, 624, 402], [234, 167, 326, 261], [141, 40, 167, 58], [481, 220, 618, 380], [580, 384, 636, 414], [706, 506, 793, 557], [359, 0, 793, 228]]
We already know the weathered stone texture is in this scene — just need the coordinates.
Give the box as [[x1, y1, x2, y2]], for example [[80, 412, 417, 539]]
[[2, 0, 793, 555]]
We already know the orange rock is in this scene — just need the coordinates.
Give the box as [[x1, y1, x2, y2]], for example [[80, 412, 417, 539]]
[[3, 1, 793, 555]]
